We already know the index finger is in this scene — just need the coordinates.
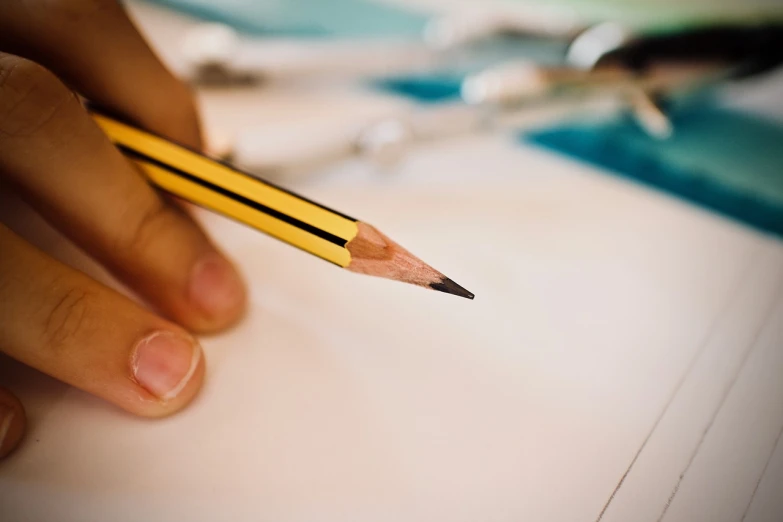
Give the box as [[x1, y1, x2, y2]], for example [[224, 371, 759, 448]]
[[0, 0, 202, 149]]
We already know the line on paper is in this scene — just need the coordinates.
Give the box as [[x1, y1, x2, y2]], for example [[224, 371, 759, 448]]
[[593, 252, 761, 522], [656, 277, 783, 522], [739, 384, 783, 520]]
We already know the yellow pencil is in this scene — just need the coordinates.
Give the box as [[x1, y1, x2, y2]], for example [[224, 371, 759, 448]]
[[91, 109, 473, 299]]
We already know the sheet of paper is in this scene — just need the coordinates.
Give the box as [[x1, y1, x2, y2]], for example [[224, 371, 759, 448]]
[[1, 133, 781, 521]]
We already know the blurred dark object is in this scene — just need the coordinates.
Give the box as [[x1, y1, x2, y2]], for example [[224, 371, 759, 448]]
[[594, 23, 783, 79]]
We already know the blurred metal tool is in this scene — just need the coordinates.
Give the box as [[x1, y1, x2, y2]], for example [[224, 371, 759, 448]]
[[180, 6, 585, 85], [217, 24, 783, 177], [461, 58, 720, 139], [227, 94, 623, 180], [465, 23, 783, 138], [461, 59, 723, 106]]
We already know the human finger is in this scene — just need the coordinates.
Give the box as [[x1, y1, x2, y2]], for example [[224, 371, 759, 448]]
[[0, 224, 205, 417], [0, 0, 202, 148], [0, 53, 246, 332]]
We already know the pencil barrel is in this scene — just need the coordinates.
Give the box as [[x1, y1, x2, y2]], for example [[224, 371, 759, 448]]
[[92, 112, 357, 267]]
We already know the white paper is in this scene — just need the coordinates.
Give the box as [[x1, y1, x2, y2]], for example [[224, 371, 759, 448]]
[[1, 135, 781, 521]]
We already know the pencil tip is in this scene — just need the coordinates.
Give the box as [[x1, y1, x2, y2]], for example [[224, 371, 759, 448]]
[[430, 277, 475, 300]]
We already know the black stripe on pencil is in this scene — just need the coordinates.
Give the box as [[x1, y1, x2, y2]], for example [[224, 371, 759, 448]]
[[119, 145, 348, 248]]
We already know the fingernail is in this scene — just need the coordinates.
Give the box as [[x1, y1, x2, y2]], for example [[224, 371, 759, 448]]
[[0, 404, 14, 449], [188, 253, 244, 320], [132, 332, 201, 402]]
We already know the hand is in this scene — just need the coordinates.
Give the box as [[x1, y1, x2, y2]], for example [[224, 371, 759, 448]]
[[0, 0, 247, 458]]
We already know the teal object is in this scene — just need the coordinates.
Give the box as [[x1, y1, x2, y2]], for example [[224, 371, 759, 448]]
[[373, 75, 463, 103], [526, 106, 783, 237], [147, 0, 428, 37]]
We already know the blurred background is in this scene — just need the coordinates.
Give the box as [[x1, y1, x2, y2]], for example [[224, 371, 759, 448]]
[[126, 0, 783, 236]]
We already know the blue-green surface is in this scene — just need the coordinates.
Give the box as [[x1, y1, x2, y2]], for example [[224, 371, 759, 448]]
[[526, 107, 783, 237], [373, 75, 463, 103]]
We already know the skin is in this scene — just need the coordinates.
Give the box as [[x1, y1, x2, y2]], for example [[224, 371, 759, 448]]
[[0, 0, 248, 459]]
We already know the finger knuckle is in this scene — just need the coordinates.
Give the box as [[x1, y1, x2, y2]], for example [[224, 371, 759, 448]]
[[114, 198, 175, 259], [0, 54, 77, 138], [44, 285, 95, 353]]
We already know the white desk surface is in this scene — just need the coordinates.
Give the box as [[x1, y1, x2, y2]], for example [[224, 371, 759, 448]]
[[1, 3, 782, 521]]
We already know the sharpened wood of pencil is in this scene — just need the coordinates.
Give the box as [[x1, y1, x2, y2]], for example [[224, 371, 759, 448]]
[[90, 109, 473, 300]]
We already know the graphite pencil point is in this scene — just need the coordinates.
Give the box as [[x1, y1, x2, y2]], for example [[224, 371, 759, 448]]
[[430, 277, 475, 300], [347, 223, 474, 299]]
